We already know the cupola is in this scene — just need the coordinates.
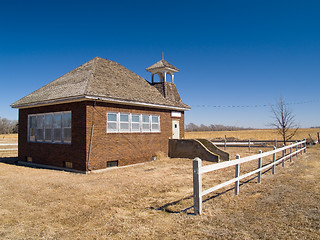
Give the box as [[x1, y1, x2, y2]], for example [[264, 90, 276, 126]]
[[146, 59, 179, 83]]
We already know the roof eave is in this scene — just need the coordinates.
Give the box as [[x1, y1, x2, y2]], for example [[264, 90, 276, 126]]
[[11, 95, 191, 111]]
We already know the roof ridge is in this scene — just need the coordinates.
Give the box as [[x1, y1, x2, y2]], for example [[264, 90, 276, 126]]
[[84, 57, 98, 95]]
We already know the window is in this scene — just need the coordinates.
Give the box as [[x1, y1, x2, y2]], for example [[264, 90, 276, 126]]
[[106, 112, 160, 133], [151, 115, 160, 132], [63, 161, 73, 168], [142, 115, 150, 132], [36, 115, 44, 141], [119, 113, 129, 132], [28, 111, 71, 144], [53, 113, 62, 143], [107, 113, 117, 132], [28, 116, 36, 142], [63, 112, 72, 143], [131, 114, 140, 132], [107, 160, 118, 168], [44, 114, 53, 142]]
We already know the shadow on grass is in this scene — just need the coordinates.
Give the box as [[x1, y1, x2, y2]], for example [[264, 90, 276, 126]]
[[0, 157, 18, 165], [151, 164, 280, 215]]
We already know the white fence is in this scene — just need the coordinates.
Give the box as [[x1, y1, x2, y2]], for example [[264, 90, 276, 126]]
[[193, 139, 307, 214], [0, 143, 18, 151], [212, 139, 297, 150]]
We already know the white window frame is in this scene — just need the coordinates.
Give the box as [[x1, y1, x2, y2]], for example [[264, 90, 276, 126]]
[[141, 114, 151, 133], [44, 113, 53, 143], [107, 112, 118, 133], [27, 111, 71, 144], [53, 113, 62, 143], [62, 112, 72, 144], [151, 115, 161, 132], [131, 114, 141, 133], [106, 112, 160, 133], [119, 113, 130, 133], [28, 115, 36, 142]]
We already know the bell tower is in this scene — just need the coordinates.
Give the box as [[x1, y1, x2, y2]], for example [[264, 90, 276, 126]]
[[146, 59, 182, 102], [146, 59, 179, 84]]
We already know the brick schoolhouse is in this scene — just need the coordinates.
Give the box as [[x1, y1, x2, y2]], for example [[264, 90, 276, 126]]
[[11, 57, 190, 172]]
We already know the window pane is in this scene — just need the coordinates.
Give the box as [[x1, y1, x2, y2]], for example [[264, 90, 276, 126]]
[[120, 114, 129, 122], [54, 129, 61, 142], [36, 115, 44, 142], [36, 128, 44, 141], [63, 112, 71, 128], [132, 123, 140, 131], [45, 114, 53, 128], [64, 128, 71, 143], [152, 124, 160, 131], [142, 115, 149, 123], [120, 123, 129, 131], [30, 116, 37, 128], [107, 122, 117, 131], [107, 113, 117, 122], [29, 128, 36, 141], [45, 129, 52, 141], [152, 116, 159, 123], [29, 116, 36, 141], [53, 114, 62, 128], [132, 115, 140, 123], [37, 115, 44, 128], [142, 123, 150, 130]]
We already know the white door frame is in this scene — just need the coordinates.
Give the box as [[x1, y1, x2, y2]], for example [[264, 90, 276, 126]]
[[172, 120, 180, 139]]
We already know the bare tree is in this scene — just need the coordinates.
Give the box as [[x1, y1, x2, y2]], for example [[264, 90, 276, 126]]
[[270, 98, 299, 144], [0, 117, 18, 134]]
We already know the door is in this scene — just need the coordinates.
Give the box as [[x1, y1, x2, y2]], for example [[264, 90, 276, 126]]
[[172, 120, 180, 139]]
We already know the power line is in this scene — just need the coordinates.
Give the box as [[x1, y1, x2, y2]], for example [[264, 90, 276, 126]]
[[190, 99, 319, 108]]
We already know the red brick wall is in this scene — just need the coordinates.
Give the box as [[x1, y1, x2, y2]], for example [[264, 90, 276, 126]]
[[18, 102, 87, 171], [85, 102, 185, 170], [18, 101, 185, 171]]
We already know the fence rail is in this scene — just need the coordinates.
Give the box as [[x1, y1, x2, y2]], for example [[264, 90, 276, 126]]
[[211, 139, 298, 150], [0, 143, 18, 151], [193, 139, 307, 214]]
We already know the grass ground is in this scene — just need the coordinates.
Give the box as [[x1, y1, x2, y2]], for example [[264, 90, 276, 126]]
[[0, 134, 319, 239]]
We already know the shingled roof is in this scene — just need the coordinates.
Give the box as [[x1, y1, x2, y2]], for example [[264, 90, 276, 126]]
[[11, 57, 189, 110], [146, 59, 179, 72]]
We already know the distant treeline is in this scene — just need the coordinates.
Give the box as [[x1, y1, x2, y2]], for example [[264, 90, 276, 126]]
[[0, 117, 18, 134], [185, 123, 253, 132]]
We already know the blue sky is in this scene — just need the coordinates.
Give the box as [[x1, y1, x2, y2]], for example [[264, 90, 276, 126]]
[[0, 0, 319, 128]]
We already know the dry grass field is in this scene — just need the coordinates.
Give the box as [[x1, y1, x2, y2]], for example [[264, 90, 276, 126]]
[[185, 128, 320, 141], [0, 132, 319, 239]]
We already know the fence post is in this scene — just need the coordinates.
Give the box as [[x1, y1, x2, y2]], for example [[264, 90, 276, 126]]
[[258, 150, 262, 183], [248, 139, 251, 151], [290, 143, 293, 162], [193, 157, 202, 215], [235, 155, 240, 195], [318, 132, 320, 145], [224, 135, 227, 150], [282, 144, 285, 167], [272, 146, 276, 174], [300, 140, 303, 155], [275, 139, 277, 147], [296, 141, 298, 158], [303, 138, 306, 153]]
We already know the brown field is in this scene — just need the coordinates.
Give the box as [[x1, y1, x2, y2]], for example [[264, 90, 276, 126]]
[[185, 128, 320, 141], [0, 132, 319, 239]]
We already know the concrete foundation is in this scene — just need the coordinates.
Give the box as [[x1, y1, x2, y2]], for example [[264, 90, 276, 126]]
[[169, 139, 229, 162]]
